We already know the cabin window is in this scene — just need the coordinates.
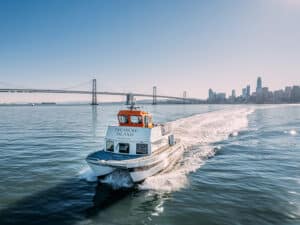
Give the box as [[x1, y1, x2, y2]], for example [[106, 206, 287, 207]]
[[118, 143, 130, 154], [131, 116, 143, 124], [118, 115, 128, 124], [106, 140, 114, 152], [136, 143, 148, 154]]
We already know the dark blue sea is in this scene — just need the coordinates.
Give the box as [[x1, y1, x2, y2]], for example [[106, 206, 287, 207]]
[[0, 104, 299, 225]]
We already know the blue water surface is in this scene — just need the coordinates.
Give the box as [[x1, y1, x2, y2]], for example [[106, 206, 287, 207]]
[[0, 104, 299, 225]]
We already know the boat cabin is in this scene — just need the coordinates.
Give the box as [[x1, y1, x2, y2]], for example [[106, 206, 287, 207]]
[[117, 110, 153, 128], [102, 108, 171, 156]]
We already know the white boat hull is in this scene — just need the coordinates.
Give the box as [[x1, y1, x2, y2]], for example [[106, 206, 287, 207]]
[[86, 142, 184, 183], [87, 162, 115, 177]]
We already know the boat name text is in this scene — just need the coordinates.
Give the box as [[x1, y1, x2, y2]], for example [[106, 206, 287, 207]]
[[115, 128, 137, 137]]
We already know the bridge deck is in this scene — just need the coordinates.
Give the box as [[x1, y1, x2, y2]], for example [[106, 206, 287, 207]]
[[0, 88, 202, 101]]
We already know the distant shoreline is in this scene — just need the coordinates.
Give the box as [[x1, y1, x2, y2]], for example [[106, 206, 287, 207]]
[[1, 102, 300, 107]]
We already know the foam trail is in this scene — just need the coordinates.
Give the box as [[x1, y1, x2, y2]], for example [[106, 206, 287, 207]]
[[100, 170, 134, 189], [78, 166, 134, 188], [139, 107, 254, 192]]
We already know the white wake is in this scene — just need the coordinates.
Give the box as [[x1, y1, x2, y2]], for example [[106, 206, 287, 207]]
[[139, 107, 254, 192]]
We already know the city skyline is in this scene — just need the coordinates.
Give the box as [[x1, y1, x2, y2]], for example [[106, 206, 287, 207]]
[[208, 76, 300, 103], [0, 0, 300, 103], [1, 76, 299, 104]]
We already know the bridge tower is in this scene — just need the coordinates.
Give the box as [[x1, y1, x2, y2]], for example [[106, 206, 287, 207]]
[[126, 93, 134, 105], [183, 91, 187, 104], [91, 79, 98, 105], [152, 86, 157, 105]]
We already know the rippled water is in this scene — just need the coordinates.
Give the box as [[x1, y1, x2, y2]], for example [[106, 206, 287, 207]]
[[0, 104, 299, 225]]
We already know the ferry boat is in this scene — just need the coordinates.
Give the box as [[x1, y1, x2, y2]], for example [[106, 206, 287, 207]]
[[86, 105, 183, 183]]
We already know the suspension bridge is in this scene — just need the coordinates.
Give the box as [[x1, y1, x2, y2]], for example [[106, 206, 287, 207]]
[[0, 79, 204, 105]]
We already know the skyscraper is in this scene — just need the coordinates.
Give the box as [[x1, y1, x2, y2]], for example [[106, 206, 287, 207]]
[[208, 88, 214, 100], [246, 85, 250, 97], [242, 88, 247, 97], [231, 89, 236, 98], [256, 77, 262, 93]]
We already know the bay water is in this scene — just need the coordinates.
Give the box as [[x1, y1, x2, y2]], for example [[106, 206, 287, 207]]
[[0, 104, 299, 225]]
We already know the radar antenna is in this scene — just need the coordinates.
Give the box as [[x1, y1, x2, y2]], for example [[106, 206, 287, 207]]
[[128, 98, 140, 110]]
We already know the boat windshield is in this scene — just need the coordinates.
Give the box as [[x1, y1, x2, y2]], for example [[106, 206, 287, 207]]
[[118, 115, 128, 124], [131, 116, 143, 124], [117, 110, 154, 128]]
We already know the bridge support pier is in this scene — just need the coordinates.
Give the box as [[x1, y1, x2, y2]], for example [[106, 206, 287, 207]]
[[126, 93, 134, 105], [152, 86, 157, 105], [183, 91, 187, 104], [91, 79, 98, 105]]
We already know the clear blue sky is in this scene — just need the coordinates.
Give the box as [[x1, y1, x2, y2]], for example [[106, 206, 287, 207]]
[[0, 0, 299, 102]]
